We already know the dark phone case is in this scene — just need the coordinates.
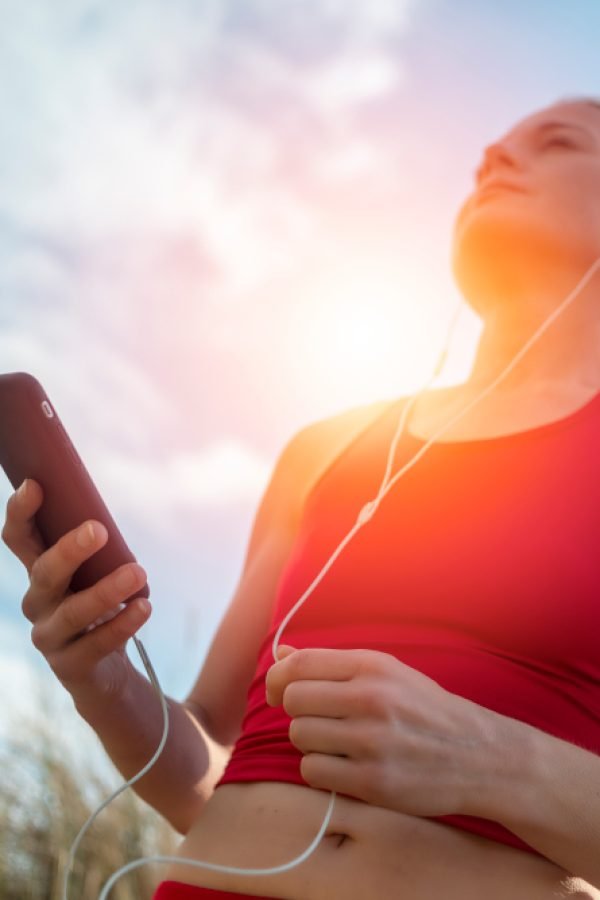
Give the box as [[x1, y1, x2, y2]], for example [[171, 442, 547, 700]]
[[0, 372, 149, 600]]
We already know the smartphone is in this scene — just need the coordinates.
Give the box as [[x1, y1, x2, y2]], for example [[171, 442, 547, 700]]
[[0, 372, 149, 601]]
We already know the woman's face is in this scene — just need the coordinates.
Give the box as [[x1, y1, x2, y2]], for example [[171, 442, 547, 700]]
[[452, 101, 600, 309]]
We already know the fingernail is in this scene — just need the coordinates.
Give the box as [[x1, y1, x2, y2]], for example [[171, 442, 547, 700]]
[[134, 597, 150, 619], [76, 522, 96, 548], [116, 567, 136, 590], [17, 480, 28, 499]]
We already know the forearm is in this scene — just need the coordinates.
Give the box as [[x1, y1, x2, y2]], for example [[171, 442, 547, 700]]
[[72, 661, 231, 835], [479, 715, 600, 890]]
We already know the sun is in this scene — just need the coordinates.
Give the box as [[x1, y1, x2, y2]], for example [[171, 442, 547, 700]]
[[287, 263, 452, 408]]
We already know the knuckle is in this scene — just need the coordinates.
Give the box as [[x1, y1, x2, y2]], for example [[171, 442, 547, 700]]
[[359, 680, 376, 707], [96, 612, 129, 655], [94, 578, 118, 612], [21, 590, 35, 623], [356, 723, 384, 758], [361, 682, 387, 716], [374, 760, 396, 800], [4, 492, 17, 518], [265, 663, 284, 700], [111, 610, 134, 641], [282, 682, 301, 716], [61, 598, 85, 633], [1, 521, 13, 547], [356, 649, 383, 675], [59, 532, 85, 567], [264, 667, 275, 695], [30, 554, 54, 591], [300, 753, 319, 785], [288, 717, 304, 748], [30, 623, 46, 652], [287, 648, 310, 679], [90, 626, 115, 660], [357, 762, 378, 799]]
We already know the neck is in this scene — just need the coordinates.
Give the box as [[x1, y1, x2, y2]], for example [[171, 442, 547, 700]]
[[465, 257, 600, 395]]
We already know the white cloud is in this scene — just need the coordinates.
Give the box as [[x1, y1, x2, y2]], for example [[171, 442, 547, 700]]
[[0, 0, 418, 255], [0, 326, 174, 447], [0, 0, 431, 537], [0, 0, 427, 339], [0, 326, 271, 537], [86, 438, 271, 536], [304, 54, 403, 114]]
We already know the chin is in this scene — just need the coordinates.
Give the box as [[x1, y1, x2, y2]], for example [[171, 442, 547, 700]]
[[451, 209, 570, 314]]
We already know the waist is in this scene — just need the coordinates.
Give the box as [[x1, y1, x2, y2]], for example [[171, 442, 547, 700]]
[[161, 781, 594, 900]]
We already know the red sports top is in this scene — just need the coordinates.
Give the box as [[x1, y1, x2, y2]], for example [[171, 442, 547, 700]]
[[216, 392, 600, 857]]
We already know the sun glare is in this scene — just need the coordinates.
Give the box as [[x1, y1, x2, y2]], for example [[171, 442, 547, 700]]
[[288, 264, 445, 408]]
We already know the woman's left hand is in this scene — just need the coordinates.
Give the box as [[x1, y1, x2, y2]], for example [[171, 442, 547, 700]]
[[266, 645, 519, 819]]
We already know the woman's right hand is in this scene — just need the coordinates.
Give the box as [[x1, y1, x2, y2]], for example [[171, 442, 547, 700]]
[[1, 478, 151, 705]]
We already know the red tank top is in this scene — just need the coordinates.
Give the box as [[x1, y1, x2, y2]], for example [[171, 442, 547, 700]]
[[216, 392, 600, 857]]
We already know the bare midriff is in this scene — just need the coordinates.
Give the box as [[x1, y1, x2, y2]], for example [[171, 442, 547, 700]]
[[162, 782, 597, 899]]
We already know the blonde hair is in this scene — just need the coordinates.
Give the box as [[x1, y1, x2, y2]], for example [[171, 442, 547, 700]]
[[554, 94, 600, 113]]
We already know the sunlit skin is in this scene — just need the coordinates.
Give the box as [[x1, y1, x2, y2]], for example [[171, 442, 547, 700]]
[[451, 99, 600, 396]]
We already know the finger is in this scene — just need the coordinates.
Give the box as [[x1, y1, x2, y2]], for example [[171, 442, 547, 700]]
[[22, 519, 109, 622], [300, 753, 369, 800], [31, 561, 147, 653], [47, 597, 151, 689], [266, 648, 364, 707], [289, 715, 353, 757], [1, 479, 47, 572], [282, 679, 356, 719], [68, 597, 151, 669], [294, 715, 392, 763]]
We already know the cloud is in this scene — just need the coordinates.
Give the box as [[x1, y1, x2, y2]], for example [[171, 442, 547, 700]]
[[0, 0, 418, 242], [0, 0, 430, 538], [0, 0, 425, 332], [0, 324, 271, 540], [0, 353, 271, 541], [84, 437, 272, 536], [306, 53, 402, 112], [0, 326, 173, 447]]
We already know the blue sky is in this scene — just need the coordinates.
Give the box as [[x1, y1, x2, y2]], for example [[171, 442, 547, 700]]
[[1, 0, 599, 762]]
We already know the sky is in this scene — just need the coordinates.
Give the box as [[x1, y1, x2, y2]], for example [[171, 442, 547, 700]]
[[1, 0, 599, 779]]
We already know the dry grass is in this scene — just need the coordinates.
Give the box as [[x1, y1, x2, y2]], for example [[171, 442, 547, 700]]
[[0, 679, 179, 900]]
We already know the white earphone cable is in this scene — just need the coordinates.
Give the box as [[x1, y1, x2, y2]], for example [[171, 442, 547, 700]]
[[61, 255, 600, 900]]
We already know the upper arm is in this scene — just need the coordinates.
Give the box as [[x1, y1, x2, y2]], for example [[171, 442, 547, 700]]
[[184, 397, 396, 748], [183, 423, 319, 747]]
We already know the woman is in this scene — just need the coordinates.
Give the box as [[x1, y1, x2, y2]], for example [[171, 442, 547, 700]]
[[4, 96, 600, 899]]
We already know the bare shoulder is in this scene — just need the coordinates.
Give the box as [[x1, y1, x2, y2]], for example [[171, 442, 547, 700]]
[[181, 396, 404, 746], [299, 396, 397, 446], [288, 396, 401, 507]]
